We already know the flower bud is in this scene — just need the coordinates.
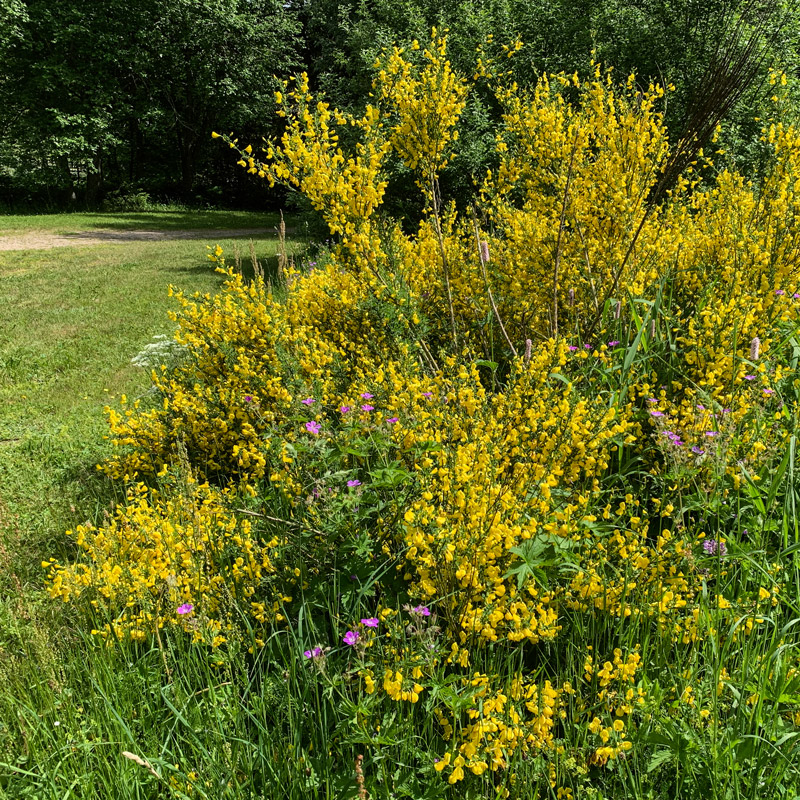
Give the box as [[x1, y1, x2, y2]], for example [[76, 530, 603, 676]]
[[750, 336, 760, 361]]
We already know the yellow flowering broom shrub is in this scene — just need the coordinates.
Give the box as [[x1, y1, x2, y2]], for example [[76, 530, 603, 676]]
[[47, 32, 800, 797], [46, 469, 281, 647]]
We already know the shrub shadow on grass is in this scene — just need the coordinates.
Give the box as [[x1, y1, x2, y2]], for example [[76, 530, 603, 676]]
[[46, 457, 126, 563], [170, 261, 231, 281], [173, 254, 284, 285], [239, 254, 282, 285], [85, 211, 282, 232]]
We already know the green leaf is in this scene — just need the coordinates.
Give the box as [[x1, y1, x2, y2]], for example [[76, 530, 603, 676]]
[[740, 465, 767, 515], [647, 749, 674, 773]]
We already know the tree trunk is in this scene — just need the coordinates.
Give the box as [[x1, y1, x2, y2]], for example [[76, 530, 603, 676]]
[[86, 151, 102, 209], [177, 129, 196, 198], [129, 117, 143, 184]]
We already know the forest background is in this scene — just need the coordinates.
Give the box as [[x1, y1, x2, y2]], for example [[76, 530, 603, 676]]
[[2, 0, 800, 215]]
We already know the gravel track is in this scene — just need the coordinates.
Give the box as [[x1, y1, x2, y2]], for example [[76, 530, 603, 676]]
[[0, 227, 276, 251]]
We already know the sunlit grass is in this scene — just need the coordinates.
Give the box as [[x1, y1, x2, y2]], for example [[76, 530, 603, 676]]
[[0, 210, 282, 236], [0, 228, 303, 589]]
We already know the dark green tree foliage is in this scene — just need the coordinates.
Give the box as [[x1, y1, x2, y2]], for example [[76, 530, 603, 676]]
[[1, 0, 798, 210], [127, 0, 302, 195], [0, 0, 301, 209]]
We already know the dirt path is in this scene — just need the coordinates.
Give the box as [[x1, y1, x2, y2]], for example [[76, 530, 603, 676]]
[[0, 227, 277, 251]]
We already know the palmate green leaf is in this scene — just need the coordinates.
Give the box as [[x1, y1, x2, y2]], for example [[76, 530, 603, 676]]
[[368, 464, 412, 488], [503, 534, 580, 591], [431, 677, 486, 716], [647, 748, 674, 773]]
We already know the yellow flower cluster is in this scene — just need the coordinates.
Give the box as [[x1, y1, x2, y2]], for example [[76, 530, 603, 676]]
[[382, 668, 425, 703], [374, 30, 467, 180], [396, 345, 630, 644], [474, 69, 671, 340], [581, 648, 644, 765], [263, 73, 389, 247], [71, 31, 794, 651], [433, 673, 564, 781], [45, 473, 281, 646]]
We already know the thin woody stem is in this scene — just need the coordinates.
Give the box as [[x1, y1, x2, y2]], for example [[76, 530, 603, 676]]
[[472, 212, 518, 359], [553, 134, 578, 338], [429, 171, 458, 348]]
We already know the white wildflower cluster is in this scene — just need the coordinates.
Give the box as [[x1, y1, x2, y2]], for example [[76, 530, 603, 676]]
[[131, 334, 188, 369]]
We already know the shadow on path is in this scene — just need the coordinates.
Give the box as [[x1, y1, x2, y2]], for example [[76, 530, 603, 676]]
[[0, 227, 282, 251]]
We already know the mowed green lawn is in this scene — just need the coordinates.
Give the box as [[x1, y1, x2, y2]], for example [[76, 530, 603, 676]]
[[0, 216, 300, 592], [0, 215, 304, 798], [0, 209, 281, 236]]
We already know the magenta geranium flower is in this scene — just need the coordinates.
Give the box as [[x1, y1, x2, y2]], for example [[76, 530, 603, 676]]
[[244, 395, 253, 403], [386, 417, 399, 424], [360, 404, 374, 412], [347, 479, 361, 487], [360, 618, 379, 627], [360, 392, 374, 399], [412, 605, 431, 616], [650, 410, 665, 417], [301, 397, 315, 405], [343, 630, 360, 646], [340, 405, 351, 414], [303, 646, 323, 659], [305, 420, 321, 434], [177, 603, 194, 615]]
